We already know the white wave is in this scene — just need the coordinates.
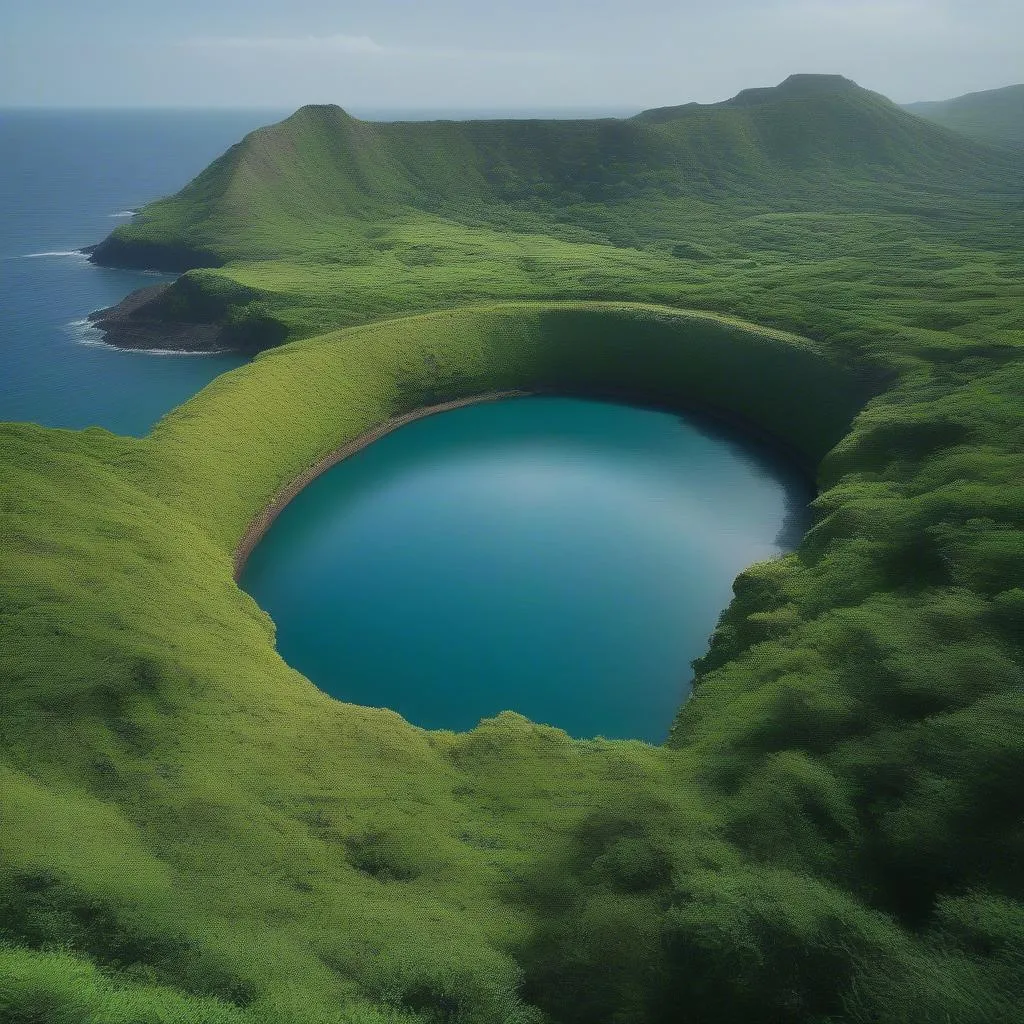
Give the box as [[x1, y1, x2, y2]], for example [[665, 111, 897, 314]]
[[109, 210, 136, 218], [22, 250, 91, 259], [136, 348, 232, 357], [66, 317, 106, 343], [108, 345, 234, 357]]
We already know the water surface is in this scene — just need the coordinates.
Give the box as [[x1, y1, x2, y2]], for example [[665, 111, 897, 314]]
[[242, 397, 812, 742], [0, 109, 283, 433]]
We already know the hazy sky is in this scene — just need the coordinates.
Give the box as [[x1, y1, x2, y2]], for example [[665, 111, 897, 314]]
[[3, 0, 1021, 110]]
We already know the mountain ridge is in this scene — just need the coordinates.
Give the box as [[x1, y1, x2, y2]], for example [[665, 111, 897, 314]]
[[904, 83, 1024, 149], [89, 74, 1020, 276]]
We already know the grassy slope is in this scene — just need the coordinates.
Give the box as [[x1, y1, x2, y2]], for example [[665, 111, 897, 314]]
[[91, 75, 1022, 360], [1, 306, 860, 1024], [142, 304, 864, 543], [3, 76, 1024, 1023], [906, 84, 1024, 150]]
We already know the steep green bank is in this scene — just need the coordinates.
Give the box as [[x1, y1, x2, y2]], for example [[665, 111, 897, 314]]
[[141, 303, 865, 553], [4, 74, 1024, 1024]]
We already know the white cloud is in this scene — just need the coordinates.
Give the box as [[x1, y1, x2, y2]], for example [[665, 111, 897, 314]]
[[777, 0, 960, 36], [184, 33, 560, 63], [188, 33, 391, 55]]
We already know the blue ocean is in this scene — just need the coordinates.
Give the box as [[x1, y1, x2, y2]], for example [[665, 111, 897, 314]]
[[0, 109, 284, 433]]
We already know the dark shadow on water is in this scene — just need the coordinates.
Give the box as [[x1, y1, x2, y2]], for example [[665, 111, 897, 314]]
[[670, 408, 815, 552], [529, 388, 818, 552]]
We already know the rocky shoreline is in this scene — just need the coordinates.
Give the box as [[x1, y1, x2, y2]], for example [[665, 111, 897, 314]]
[[84, 282, 231, 353]]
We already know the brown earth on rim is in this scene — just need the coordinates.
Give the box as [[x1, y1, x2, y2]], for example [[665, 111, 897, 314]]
[[232, 391, 532, 579]]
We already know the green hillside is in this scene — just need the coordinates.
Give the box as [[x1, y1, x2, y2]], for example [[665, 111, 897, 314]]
[[85, 75, 1022, 352], [4, 74, 1024, 1023], [906, 84, 1024, 149], [91, 74, 1018, 274]]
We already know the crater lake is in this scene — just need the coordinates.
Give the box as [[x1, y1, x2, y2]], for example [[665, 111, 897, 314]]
[[241, 396, 812, 742]]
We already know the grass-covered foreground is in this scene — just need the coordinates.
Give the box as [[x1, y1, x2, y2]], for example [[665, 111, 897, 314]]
[[3, 75, 1024, 1022]]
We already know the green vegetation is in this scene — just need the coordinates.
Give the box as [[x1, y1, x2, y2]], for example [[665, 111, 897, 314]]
[[3, 75, 1024, 1022], [905, 84, 1024, 150]]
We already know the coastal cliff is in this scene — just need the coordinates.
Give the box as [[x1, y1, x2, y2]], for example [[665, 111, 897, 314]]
[[84, 236, 223, 273], [84, 273, 288, 354], [87, 283, 228, 352]]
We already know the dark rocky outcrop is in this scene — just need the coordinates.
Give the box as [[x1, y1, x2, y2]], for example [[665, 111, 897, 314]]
[[84, 238, 224, 273], [87, 284, 229, 353], [87, 272, 290, 354]]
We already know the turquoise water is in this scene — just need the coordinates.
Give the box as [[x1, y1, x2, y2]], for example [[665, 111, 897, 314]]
[[242, 398, 811, 743]]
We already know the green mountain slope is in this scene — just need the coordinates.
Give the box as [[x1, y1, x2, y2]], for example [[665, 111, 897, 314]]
[[91, 74, 1019, 273], [906, 84, 1024, 149], [637, 73, 998, 174]]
